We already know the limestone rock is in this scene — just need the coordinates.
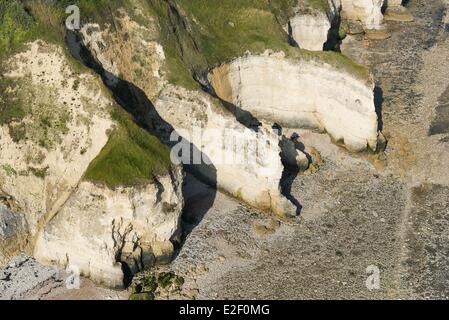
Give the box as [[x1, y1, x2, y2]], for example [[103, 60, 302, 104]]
[[80, 16, 166, 100], [0, 40, 184, 287], [154, 85, 298, 217], [288, 0, 341, 51], [78, 11, 300, 217], [280, 137, 310, 171], [209, 55, 379, 152], [0, 41, 114, 262], [34, 168, 183, 288], [341, 0, 385, 29], [289, 12, 332, 51], [0, 205, 27, 266]]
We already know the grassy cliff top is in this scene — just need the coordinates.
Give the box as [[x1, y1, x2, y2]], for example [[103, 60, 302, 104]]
[[301, 0, 332, 14], [160, 0, 370, 83], [1, 0, 370, 85]]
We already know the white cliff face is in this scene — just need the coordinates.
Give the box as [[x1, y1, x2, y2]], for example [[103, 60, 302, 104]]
[[209, 54, 379, 152], [341, 0, 385, 29], [289, 12, 332, 51], [289, 0, 341, 51], [154, 85, 298, 217], [34, 169, 183, 288], [0, 41, 184, 286], [0, 41, 113, 260], [78, 14, 300, 217]]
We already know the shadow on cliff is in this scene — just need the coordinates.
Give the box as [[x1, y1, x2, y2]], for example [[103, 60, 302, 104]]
[[65, 31, 217, 269], [374, 86, 384, 131], [207, 89, 303, 216]]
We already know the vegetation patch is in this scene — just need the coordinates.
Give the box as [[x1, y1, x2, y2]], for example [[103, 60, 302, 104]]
[[145, 0, 371, 85], [0, 73, 72, 149], [83, 108, 171, 189], [129, 271, 185, 300], [29, 166, 49, 178], [2, 164, 17, 177], [0, 76, 26, 126]]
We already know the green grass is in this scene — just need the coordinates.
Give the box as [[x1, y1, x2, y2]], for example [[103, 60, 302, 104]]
[[145, 0, 371, 85], [0, 76, 26, 125], [302, 0, 331, 13], [1, 0, 370, 87], [29, 166, 50, 178], [83, 109, 171, 189], [174, 0, 291, 66], [0, 0, 38, 59]]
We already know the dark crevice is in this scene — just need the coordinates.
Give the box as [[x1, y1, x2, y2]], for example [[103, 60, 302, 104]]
[[324, 12, 344, 52]]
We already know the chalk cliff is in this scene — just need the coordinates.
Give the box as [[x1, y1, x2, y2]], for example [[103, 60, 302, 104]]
[[0, 41, 183, 286], [79, 17, 301, 217], [209, 53, 379, 152], [340, 0, 385, 29], [154, 85, 299, 217], [34, 172, 183, 288], [288, 0, 340, 51]]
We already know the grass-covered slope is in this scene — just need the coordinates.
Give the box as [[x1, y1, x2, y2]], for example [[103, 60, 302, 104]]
[[84, 109, 171, 189], [146, 0, 370, 86]]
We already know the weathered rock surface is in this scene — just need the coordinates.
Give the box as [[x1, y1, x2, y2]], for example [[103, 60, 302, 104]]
[[80, 17, 166, 101], [209, 54, 379, 152], [0, 41, 113, 261], [154, 85, 299, 217], [289, 12, 333, 51], [288, 0, 341, 51], [0, 40, 184, 287], [0, 205, 27, 266], [34, 170, 183, 288], [341, 0, 385, 29]]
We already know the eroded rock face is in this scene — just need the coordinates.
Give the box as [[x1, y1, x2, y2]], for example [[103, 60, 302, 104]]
[[289, 12, 332, 51], [78, 15, 300, 217], [341, 0, 385, 29], [0, 41, 184, 287], [154, 85, 298, 217], [289, 0, 340, 51], [34, 170, 183, 288], [0, 205, 27, 266], [80, 16, 166, 101], [0, 41, 113, 261], [209, 54, 379, 152]]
